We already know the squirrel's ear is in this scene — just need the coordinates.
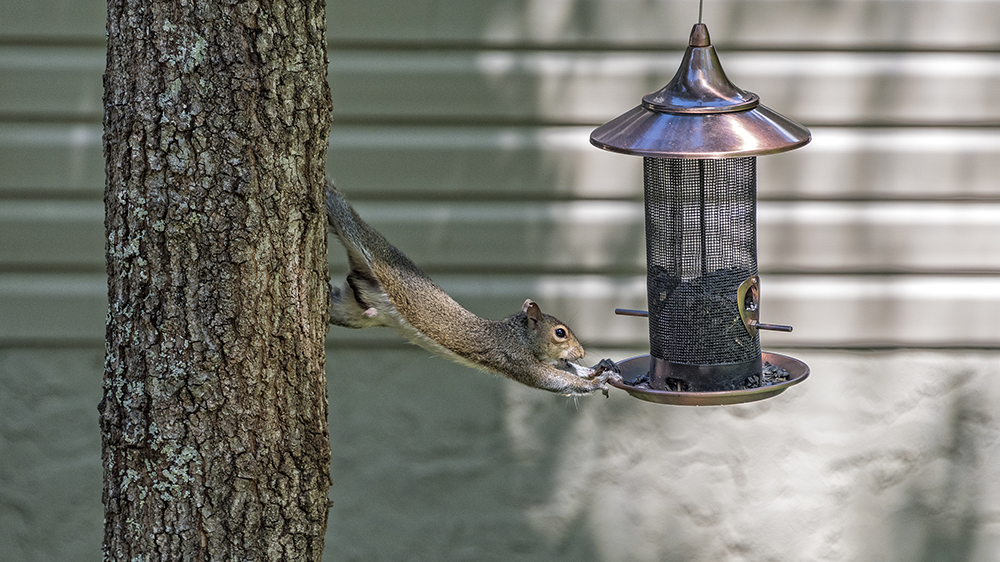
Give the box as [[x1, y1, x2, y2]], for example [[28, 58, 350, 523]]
[[523, 299, 543, 330]]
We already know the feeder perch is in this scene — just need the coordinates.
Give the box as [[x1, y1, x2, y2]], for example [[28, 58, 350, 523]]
[[591, 23, 810, 405]]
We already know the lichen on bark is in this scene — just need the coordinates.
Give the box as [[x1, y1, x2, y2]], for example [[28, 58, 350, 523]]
[[101, 1, 333, 560]]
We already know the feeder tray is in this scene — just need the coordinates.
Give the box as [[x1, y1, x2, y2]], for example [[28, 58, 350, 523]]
[[591, 22, 811, 406], [609, 352, 809, 406]]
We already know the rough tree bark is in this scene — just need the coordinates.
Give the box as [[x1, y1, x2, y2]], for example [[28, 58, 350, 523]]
[[101, 0, 333, 560]]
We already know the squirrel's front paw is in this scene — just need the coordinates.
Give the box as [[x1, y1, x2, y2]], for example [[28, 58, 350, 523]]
[[586, 358, 621, 381], [568, 359, 620, 396], [593, 358, 620, 376], [591, 359, 622, 397]]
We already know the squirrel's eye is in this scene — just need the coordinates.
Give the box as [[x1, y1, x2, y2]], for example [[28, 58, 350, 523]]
[[554, 327, 567, 339]]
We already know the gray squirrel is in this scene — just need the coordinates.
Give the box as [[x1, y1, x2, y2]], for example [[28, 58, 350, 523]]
[[326, 186, 618, 396]]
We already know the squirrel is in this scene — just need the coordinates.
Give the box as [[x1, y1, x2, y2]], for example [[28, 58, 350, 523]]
[[325, 186, 618, 396]]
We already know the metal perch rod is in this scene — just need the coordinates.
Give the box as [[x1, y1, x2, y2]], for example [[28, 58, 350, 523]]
[[614, 309, 792, 332]]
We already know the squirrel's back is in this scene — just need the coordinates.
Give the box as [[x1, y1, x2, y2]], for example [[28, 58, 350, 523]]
[[326, 188, 500, 361]]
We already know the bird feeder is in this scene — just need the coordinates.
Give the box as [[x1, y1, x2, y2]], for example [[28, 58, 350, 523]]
[[592, 23, 810, 405]]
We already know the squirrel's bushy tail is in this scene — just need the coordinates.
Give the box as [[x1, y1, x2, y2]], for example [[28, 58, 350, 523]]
[[326, 185, 358, 240], [326, 184, 380, 270]]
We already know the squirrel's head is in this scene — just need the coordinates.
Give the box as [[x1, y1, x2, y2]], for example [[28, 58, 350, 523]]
[[522, 299, 585, 364]]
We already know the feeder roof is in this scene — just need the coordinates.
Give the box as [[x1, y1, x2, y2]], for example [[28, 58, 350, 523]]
[[590, 23, 811, 159]]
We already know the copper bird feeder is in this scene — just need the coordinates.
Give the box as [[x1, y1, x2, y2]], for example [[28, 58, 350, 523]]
[[593, 23, 810, 405]]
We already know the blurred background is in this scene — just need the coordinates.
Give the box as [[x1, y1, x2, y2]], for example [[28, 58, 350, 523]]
[[2, 0, 1000, 560]]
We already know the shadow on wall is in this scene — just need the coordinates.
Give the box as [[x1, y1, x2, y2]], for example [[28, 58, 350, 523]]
[[494, 352, 1000, 562], [892, 391, 986, 562]]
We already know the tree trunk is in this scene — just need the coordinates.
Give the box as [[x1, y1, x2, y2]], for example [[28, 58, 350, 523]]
[[101, 0, 333, 560]]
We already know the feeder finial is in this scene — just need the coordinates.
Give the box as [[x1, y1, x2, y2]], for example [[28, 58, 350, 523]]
[[641, 23, 759, 115], [689, 22, 710, 47]]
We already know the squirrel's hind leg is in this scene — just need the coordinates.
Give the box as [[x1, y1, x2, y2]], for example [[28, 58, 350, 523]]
[[329, 281, 387, 329]]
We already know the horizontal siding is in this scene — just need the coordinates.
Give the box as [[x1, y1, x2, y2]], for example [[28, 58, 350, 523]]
[[0, 201, 105, 268], [4, 272, 1000, 347], [0, 274, 107, 343], [4, 124, 1000, 201], [0, 124, 104, 194], [0, 1, 105, 42], [7, 0, 1000, 50], [1, 0, 997, 354], [327, 50, 1000, 126], [0, 46, 104, 120], [5, 46, 1000, 126], [326, 0, 1000, 50], [327, 126, 1000, 201], [339, 200, 1000, 274], [5, 199, 1000, 275]]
